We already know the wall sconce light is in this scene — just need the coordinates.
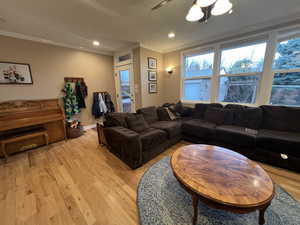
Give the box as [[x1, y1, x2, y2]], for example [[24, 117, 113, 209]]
[[166, 67, 173, 74]]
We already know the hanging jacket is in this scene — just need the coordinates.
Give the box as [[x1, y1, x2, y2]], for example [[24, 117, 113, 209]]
[[75, 81, 86, 108], [98, 93, 107, 113], [81, 81, 88, 97], [104, 93, 115, 113], [92, 92, 103, 118], [63, 82, 80, 119]]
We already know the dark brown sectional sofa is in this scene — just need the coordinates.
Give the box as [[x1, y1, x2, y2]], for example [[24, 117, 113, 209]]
[[103, 103, 300, 173]]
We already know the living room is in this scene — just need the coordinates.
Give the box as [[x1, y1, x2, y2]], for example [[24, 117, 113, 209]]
[[0, 0, 300, 225]]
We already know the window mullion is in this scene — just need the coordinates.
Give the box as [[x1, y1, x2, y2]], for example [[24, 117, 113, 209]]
[[211, 44, 221, 103], [257, 31, 278, 106], [220, 72, 262, 77], [184, 76, 211, 80]]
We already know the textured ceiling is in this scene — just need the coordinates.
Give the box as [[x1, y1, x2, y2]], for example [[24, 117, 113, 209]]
[[0, 0, 300, 55]]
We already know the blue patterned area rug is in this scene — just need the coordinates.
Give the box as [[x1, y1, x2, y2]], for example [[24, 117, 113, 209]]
[[137, 157, 300, 225]]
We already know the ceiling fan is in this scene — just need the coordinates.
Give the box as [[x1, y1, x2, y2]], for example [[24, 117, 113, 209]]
[[152, 0, 233, 23]]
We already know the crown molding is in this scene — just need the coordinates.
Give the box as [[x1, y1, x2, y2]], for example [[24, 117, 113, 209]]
[[161, 14, 300, 54], [139, 44, 164, 54], [0, 30, 114, 56]]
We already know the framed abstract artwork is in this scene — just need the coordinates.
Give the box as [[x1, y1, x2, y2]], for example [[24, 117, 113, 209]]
[[148, 71, 157, 81], [148, 57, 157, 69], [149, 82, 157, 93], [0, 62, 33, 85]]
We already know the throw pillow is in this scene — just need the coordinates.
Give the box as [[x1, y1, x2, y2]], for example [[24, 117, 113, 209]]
[[126, 114, 149, 133], [174, 101, 185, 115], [157, 107, 171, 121], [166, 107, 177, 120], [137, 106, 158, 124]]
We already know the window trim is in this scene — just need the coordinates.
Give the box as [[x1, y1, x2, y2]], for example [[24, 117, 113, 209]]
[[180, 28, 300, 107], [216, 41, 268, 104], [181, 48, 215, 102], [268, 34, 300, 106]]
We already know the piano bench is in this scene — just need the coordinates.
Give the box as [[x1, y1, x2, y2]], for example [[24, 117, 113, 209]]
[[0, 127, 49, 162]]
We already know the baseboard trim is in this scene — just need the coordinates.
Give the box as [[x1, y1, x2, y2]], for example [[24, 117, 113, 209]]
[[83, 124, 97, 131]]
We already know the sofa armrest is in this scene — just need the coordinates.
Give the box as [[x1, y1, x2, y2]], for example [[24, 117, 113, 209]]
[[104, 126, 142, 169]]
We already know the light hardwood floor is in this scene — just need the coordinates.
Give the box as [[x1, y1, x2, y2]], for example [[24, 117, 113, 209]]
[[1, 129, 300, 225]]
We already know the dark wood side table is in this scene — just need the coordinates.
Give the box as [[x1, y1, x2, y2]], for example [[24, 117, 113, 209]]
[[96, 123, 107, 146], [171, 144, 275, 225]]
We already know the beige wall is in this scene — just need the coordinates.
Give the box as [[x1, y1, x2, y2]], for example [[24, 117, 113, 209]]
[[139, 47, 165, 107], [163, 50, 181, 103], [132, 47, 142, 109], [0, 35, 115, 126]]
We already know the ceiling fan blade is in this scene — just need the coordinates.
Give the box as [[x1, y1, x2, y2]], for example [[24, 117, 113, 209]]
[[151, 0, 173, 11]]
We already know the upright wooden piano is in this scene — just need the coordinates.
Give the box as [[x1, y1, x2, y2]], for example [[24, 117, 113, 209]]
[[0, 99, 66, 157]]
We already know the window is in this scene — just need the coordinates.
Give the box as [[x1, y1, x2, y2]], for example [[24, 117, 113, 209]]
[[183, 51, 214, 101], [270, 36, 300, 106], [218, 42, 267, 103], [219, 75, 260, 104], [270, 72, 300, 106]]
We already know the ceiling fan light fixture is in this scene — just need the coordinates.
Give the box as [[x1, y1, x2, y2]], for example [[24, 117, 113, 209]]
[[186, 4, 204, 22], [196, 0, 217, 8], [211, 0, 232, 16]]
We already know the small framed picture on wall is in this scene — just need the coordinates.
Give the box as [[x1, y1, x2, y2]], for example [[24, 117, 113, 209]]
[[0, 62, 33, 85], [148, 57, 157, 69], [148, 71, 157, 81], [148, 82, 157, 94]]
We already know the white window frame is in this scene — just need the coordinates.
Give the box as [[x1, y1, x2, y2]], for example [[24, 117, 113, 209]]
[[181, 47, 215, 104], [217, 40, 268, 105], [180, 25, 300, 107], [268, 34, 300, 106]]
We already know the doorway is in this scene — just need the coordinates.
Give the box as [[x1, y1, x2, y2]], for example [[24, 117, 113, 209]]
[[115, 64, 135, 112]]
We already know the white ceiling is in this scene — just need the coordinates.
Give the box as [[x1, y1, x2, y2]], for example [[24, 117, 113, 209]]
[[1, 0, 300, 55]]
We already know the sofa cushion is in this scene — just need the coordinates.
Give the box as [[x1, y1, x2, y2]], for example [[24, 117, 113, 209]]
[[204, 107, 234, 125], [215, 125, 257, 147], [139, 128, 167, 151], [204, 107, 226, 125], [105, 112, 131, 128], [261, 105, 300, 132], [182, 119, 216, 139], [234, 107, 263, 130], [150, 121, 181, 139], [257, 129, 300, 157], [224, 104, 248, 110], [193, 103, 223, 119], [137, 106, 159, 124], [126, 114, 149, 133]]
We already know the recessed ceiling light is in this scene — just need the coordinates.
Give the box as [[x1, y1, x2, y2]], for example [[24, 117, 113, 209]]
[[168, 32, 175, 38], [93, 41, 100, 46]]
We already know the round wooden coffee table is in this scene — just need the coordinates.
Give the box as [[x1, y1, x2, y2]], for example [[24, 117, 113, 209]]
[[171, 145, 275, 225]]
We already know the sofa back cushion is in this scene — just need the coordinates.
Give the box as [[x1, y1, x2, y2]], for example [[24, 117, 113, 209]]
[[204, 107, 225, 125], [126, 114, 149, 133], [224, 104, 248, 110], [193, 103, 223, 119], [105, 112, 131, 128], [137, 106, 159, 123], [261, 105, 300, 132], [234, 107, 262, 130]]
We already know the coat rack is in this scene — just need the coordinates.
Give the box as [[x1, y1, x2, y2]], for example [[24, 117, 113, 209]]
[[64, 77, 84, 83], [94, 91, 108, 95]]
